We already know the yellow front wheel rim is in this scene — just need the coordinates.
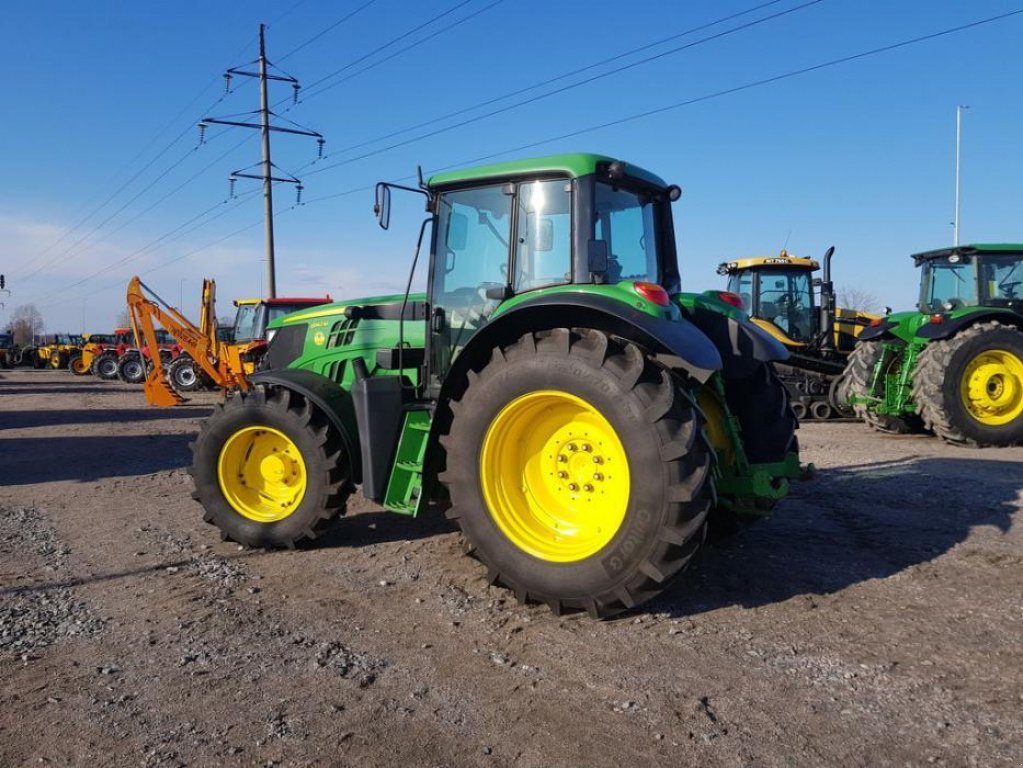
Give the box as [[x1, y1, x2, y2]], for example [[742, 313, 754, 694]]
[[960, 348, 1023, 426], [480, 391, 630, 563], [217, 426, 307, 522]]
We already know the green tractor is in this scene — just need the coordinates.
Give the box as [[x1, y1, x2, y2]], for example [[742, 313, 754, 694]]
[[189, 153, 804, 618], [846, 244, 1023, 445]]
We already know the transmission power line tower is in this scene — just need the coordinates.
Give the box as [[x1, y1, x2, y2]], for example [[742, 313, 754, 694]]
[[201, 23, 324, 298]]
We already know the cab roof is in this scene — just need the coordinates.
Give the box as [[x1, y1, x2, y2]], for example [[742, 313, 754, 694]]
[[233, 297, 331, 307], [427, 152, 668, 189], [717, 251, 819, 274], [912, 243, 1023, 263]]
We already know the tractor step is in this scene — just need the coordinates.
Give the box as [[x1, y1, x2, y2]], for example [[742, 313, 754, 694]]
[[382, 407, 432, 516]]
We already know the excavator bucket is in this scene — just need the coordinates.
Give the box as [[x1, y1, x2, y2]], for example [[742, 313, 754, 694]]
[[143, 374, 185, 407]]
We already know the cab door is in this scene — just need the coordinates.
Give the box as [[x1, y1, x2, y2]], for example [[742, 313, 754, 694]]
[[427, 183, 514, 392]]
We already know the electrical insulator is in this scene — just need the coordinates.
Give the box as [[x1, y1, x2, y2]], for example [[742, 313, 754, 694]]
[[295, 184, 304, 205], [198, 122, 207, 145], [317, 138, 325, 159], [223, 73, 232, 93], [292, 83, 300, 104], [228, 177, 236, 199]]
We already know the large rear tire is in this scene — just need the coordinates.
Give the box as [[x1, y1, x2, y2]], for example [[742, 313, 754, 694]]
[[189, 385, 352, 548], [845, 340, 917, 434], [911, 321, 1023, 446], [168, 356, 202, 392], [117, 353, 146, 384], [439, 328, 713, 619], [93, 353, 119, 380]]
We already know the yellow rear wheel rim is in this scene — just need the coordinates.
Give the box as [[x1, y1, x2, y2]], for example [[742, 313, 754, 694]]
[[959, 348, 1023, 426], [217, 426, 307, 522], [697, 386, 734, 466], [479, 390, 630, 563]]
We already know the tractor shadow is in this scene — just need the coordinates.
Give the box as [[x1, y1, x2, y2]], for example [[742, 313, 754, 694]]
[[315, 504, 457, 549], [0, 407, 212, 431], [0, 434, 193, 485], [646, 455, 1022, 618]]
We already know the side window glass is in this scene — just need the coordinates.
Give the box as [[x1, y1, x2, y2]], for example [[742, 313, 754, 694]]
[[431, 185, 513, 380], [514, 180, 571, 291]]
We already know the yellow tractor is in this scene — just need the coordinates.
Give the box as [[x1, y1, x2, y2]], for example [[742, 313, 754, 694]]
[[718, 247, 877, 419]]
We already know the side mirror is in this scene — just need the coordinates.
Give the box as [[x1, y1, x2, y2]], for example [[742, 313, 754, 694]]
[[534, 218, 554, 252], [447, 212, 468, 251], [374, 183, 391, 230], [587, 239, 609, 274]]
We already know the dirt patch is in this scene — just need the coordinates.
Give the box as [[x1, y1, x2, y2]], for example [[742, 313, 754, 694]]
[[1, 369, 1021, 766]]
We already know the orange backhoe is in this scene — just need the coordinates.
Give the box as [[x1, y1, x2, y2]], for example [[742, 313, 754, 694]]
[[127, 276, 252, 407]]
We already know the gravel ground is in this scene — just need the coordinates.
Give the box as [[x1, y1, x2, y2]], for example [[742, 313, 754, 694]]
[[1, 369, 1021, 767]]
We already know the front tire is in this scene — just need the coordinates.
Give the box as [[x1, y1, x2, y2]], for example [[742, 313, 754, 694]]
[[68, 353, 90, 376], [846, 340, 917, 434], [439, 328, 713, 619], [93, 352, 120, 379], [912, 321, 1023, 446], [189, 386, 352, 548], [168, 356, 202, 392], [117, 353, 146, 384]]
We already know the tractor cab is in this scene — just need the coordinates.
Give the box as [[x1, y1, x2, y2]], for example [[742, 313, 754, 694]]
[[718, 252, 819, 344], [916, 245, 1023, 314], [232, 297, 331, 344]]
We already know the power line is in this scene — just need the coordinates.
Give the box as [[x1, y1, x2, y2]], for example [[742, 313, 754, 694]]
[[302, 0, 829, 178], [293, 0, 478, 102], [16, 34, 259, 278], [19, 132, 254, 283], [293, 0, 505, 105], [277, 0, 382, 62], [314, 0, 790, 160], [301, 7, 1023, 203]]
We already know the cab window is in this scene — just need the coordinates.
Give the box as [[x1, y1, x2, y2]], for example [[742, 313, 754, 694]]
[[514, 180, 571, 291], [594, 183, 658, 284]]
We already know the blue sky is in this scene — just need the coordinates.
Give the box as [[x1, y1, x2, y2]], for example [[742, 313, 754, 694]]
[[1, 0, 1021, 331]]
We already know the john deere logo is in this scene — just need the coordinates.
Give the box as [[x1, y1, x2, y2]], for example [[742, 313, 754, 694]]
[[313, 331, 326, 346]]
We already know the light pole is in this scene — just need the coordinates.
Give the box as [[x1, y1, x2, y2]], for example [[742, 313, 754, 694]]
[[953, 104, 969, 247]]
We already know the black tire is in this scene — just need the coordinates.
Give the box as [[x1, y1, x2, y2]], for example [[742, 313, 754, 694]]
[[93, 353, 120, 380], [11, 348, 23, 366], [439, 328, 714, 619], [911, 321, 1023, 446], [189, 385, 352, 548], [167, 356, 202, 392], [32, 352, 46, 369], [828, 371, 855, 418], [723, 363, 799, 464], [117, 353, 146, 384], [845, 340, 918, 434]]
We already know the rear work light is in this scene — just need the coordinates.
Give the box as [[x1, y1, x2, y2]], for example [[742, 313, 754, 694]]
[[716, 291, 745, 311], [633, 281, 670, 307]]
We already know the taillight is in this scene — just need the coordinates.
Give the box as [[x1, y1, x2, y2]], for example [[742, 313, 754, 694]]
[[633, 281, 670, 307], [717, 291, 745, 311], [929, 314, 944, 324], [870, 318, 884, 327]]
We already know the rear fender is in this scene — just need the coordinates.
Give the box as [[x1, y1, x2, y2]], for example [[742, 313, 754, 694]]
[[915, 309, 1023, 340], [248, 369, 361, 483]]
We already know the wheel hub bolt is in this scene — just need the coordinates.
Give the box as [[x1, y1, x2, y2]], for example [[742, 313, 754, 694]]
[[568, 483, 579, 491], [558, 471, 568, 479], [567, 443, 578, 452], [581, 444, 592, 452], [583, 484, 594, 493], [592, 456, 603, 464], [557, 454, 567, 463], [593, 472, 603, 481]]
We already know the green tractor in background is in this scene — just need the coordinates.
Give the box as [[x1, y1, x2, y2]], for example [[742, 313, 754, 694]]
[[846, 244, 1023, 446], [189, 153, 804, 618]]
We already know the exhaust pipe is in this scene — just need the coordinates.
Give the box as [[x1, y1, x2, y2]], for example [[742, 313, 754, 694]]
[[819, 245, 836, 354]]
